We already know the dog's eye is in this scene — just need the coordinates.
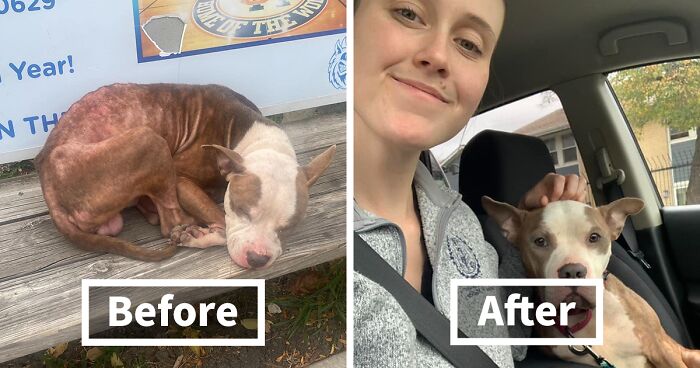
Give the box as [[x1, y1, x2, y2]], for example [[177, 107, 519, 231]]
[[534, 237, 547, 247], [589, 233, 601, 243]]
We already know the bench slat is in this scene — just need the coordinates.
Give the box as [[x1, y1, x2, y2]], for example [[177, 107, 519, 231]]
[[0, 112, 345, 224]]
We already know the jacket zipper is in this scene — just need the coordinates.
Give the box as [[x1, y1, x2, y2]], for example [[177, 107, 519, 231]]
[[431, 197, 461, 304]]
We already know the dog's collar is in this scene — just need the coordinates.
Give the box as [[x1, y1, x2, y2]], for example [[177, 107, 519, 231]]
[[556, 271, 607, 336], [557, 309, 593, 336]]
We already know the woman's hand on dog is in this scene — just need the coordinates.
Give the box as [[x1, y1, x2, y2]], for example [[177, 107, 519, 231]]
[[518, 173, 589, 210]]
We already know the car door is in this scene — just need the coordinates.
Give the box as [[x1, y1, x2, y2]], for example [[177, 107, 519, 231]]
[[606, 60, 700, 346]]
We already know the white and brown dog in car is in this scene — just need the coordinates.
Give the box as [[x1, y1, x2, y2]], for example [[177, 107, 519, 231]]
[[35, 83, 335, 269], [482, 196, 700, 368]]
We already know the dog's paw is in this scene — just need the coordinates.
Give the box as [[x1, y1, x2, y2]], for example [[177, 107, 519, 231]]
[[207, 224, 225, 235], [170, 224, 203, 246], [170, 224, 225, 249]]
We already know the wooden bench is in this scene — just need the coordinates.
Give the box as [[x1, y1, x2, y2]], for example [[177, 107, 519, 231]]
[[0, 110, 346, 362]]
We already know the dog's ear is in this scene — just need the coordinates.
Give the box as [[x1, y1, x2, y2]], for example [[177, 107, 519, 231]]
[[481, 196, 525, 243], [202, 145, 246, 178], [300, 145, 336, 188], [598, 197, 645, 240]]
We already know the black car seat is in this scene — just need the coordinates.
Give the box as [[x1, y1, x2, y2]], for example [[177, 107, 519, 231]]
[[458, 130, 691, 367]]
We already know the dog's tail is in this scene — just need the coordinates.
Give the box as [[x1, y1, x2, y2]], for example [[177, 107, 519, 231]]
[[42, 185, 177, 262], [683, 348, 700, 368], [54, 209, 177, 261]]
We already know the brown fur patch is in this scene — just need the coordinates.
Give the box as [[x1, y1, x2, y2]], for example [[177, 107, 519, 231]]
[[583, 206, 612, 255], [514, 209, 555, 279], [34, 83, 272, 262], [228, 172, 262, 219], [605, 275, 688, 367]]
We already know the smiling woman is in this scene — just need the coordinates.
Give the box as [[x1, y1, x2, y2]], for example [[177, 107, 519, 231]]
[[353, 0, 503, 152], [352, 0, 589, 367]]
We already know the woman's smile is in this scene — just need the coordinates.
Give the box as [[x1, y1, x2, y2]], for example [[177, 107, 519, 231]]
[[390, 75, 450, 104]]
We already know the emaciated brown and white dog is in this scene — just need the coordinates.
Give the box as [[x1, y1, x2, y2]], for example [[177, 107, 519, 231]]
[[35, 83, 335, 269]]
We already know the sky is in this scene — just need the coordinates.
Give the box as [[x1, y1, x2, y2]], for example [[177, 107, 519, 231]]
[[431, 92, 563, 164]]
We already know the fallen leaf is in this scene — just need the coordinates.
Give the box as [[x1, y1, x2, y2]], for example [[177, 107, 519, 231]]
[[190, 345, 205, 357], [267, 303, 282, 314], [330, 344, 336, 355], [48, 342, 68, 358], [110, 352, 124, 367], [265, 320, 272, 333], [86, 347, 103, 361], [196, 358, 203, 368], [182, 327, 201, 339], [289, 270, 328, 295], [275, 352, 286, 362], [172, 355, 184, 368], [241, 319, 258, 330]]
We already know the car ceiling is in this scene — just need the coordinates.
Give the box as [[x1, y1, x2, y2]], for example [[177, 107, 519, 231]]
[[479, 0, 700, 112]]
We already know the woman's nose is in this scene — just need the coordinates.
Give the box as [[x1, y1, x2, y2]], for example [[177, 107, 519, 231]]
[[414, 34, 450, 78]]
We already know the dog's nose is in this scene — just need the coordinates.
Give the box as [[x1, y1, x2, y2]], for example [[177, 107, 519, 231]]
[[246, 251, 271, 268], [558, 263, 587, 279]]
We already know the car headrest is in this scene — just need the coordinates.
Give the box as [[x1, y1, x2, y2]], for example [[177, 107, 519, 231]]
[[459, 130, 555, 215]]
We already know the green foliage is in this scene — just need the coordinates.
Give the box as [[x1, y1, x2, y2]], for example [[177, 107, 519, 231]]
[[0, 159, 34, 180], [41, 352, 70, 368], [609, 59, 700, 131], [272, 259, 346, 339], [268, 113, 284, 124]]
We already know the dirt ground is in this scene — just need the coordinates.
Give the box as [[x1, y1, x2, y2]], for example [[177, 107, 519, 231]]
[[1, 260, 346, 368]]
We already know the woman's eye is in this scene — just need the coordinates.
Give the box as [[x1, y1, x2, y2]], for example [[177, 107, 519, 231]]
[[589, 233, 601, 243], [456, 39, 482, 55], [395, 7, 419, 22], [534, 237, 547, 247]]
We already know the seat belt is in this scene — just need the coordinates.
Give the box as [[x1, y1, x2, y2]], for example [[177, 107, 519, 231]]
[[354, 232, 499, 368], [595, 148, 651, 269], [603, 183, 651, 269]]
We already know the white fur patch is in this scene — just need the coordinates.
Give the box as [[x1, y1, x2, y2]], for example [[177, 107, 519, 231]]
[[236, 121, 296, 158], [541, 201, 610, 280], [240, 121, 297, 229], [223, 120, 298, 264]]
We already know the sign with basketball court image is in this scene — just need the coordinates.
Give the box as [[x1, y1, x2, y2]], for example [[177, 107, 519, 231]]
[[134, 0, 346, 62]]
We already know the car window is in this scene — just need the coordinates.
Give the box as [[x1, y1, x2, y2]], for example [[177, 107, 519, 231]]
[[421, 150, 452, 189], [608, 59, 700, 207], [431, 91, 595, 205]]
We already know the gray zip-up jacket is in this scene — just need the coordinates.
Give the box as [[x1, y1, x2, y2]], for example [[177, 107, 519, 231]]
[[354, 162, 531, 368]]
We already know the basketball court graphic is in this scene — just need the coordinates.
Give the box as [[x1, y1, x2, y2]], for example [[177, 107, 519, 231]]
[[134, 0, 346, 62]]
